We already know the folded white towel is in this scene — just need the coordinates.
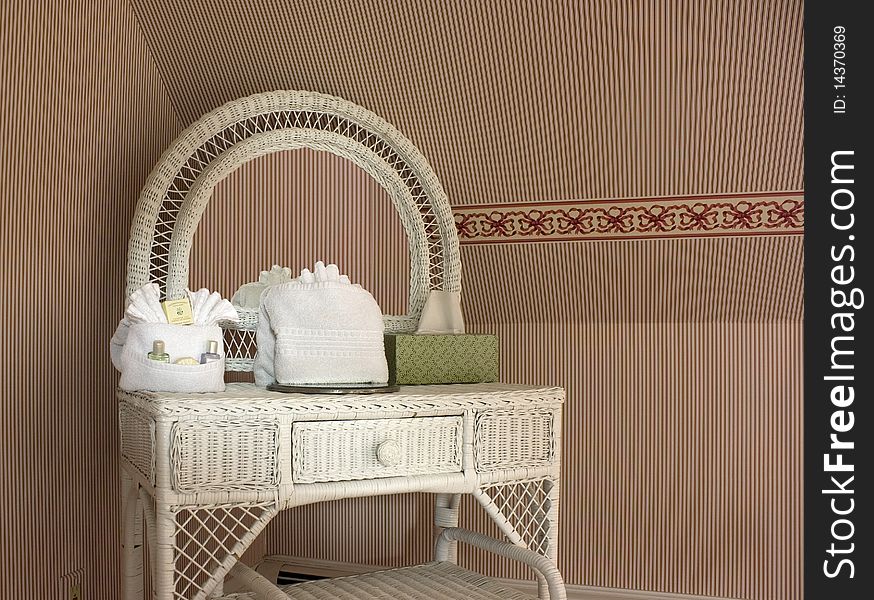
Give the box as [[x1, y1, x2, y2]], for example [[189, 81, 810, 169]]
[[126, 283, 168, 324], [186, 288, 238, 325], [232, 265, 294, 309], [254, 262, 388, 387]]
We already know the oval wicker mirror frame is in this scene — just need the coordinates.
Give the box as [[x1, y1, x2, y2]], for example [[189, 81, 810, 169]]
[[126, 90, 461, 371]]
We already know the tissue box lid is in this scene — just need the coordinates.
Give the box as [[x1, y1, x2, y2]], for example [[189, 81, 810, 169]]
[[384, 334, 499, 385]]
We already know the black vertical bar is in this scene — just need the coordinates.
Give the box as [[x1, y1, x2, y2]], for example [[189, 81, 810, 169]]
[[804, 1, 871, 598]]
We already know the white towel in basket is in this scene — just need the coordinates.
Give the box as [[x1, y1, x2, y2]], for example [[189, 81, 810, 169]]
[[118, 323, 226, 393], [254, 262, 389, 387], [111, 284, 238, 393]]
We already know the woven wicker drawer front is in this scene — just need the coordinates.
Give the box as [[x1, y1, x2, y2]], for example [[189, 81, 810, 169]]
[[119, 402, 155, 485], [474, 409, 556, 471], [292, 416, 463, 483], [170, 420, 280, 493]]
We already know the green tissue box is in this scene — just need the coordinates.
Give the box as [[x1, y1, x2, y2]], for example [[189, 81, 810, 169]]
[[384, 334, 499, 385]]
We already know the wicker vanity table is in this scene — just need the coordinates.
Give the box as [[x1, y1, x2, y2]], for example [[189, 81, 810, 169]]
[[118, 90, 566, 599], [120, 383, 563, 599]]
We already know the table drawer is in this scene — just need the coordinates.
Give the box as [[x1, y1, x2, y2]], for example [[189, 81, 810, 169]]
[[292, 416, 463, 483], [170, 419, 280, 493], [474, 408, 556, 471]]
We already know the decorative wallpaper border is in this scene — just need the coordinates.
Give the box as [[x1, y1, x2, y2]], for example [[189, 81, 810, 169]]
[[453, 192, 804, 243]]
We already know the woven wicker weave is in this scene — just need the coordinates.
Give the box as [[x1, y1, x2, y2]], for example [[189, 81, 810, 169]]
[[119, 383, 565, 599], [220, 562, 535, 600], [216, 527, 565, 599], [126, 90, 461, 371], [291, 416, 463, 483]]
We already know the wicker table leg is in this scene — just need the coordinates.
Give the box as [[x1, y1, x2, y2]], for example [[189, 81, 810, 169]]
[[121, 468, 144, 600], [474, 477, 561, 600], [539, 477, 561, 600], [151, 505, 178, 600], [434, 493, 462, 563], [145, 500, 279, 600]]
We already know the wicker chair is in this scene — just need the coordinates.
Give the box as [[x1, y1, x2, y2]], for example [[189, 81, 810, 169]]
[[121, 90, 565, 600]]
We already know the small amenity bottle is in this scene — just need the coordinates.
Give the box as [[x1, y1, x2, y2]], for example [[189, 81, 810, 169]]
[[148, 340, 170, 362], [201, 340, 222, 364]]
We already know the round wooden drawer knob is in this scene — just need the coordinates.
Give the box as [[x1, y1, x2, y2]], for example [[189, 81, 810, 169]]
[[376, 440, 402, 467]]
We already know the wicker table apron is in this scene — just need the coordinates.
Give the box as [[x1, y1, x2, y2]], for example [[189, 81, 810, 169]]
[[119, 382, 564, 600]]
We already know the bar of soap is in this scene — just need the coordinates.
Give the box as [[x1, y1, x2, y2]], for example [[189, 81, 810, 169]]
[[174, 357, 200, 365], [162, 298, 194, 325]]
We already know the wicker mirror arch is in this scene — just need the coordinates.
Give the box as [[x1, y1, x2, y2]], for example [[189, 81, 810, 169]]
[[127, 90, 461, 371]]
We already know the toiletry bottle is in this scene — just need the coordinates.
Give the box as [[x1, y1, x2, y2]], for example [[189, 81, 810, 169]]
[[201, 340, 222, 364], [148, 340, 170, 362]]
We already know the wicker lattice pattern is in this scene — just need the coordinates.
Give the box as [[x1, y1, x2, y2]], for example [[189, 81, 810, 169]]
[[222, 325, 258, 372], [477, 479, 556, 557], [127, 91, 461, 372], [171, 502, 276, 600], [474, 409, 556, 471]]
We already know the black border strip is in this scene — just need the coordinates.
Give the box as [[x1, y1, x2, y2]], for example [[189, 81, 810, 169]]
[[804, 1, 871, 597]]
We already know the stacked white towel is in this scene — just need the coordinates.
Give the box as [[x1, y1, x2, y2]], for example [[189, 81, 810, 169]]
[[254, 262, 389, 387]]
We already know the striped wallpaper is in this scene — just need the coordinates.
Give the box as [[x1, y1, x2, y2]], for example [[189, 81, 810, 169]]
[[195, 150, 804, 600], [0, 0, 184, 598], [188, 150, 409, 317], [129, 0, 804, 203], [269, 320, 802, 600], [1, 1, 804, 599]]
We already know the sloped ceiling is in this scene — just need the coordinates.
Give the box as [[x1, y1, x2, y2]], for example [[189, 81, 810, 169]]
[[129, 0, 803, 205]]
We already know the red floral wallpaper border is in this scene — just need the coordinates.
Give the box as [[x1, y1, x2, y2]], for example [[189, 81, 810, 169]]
[[453, 192, 804, 243]]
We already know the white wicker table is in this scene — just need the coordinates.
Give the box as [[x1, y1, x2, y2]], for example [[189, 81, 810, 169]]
[[120, 90, 566, 599], [119, 382, 564, 600]]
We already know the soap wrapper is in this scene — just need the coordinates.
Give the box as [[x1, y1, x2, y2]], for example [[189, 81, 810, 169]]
[[162, 298, 194, 325], [117, 323, 226, 393]]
